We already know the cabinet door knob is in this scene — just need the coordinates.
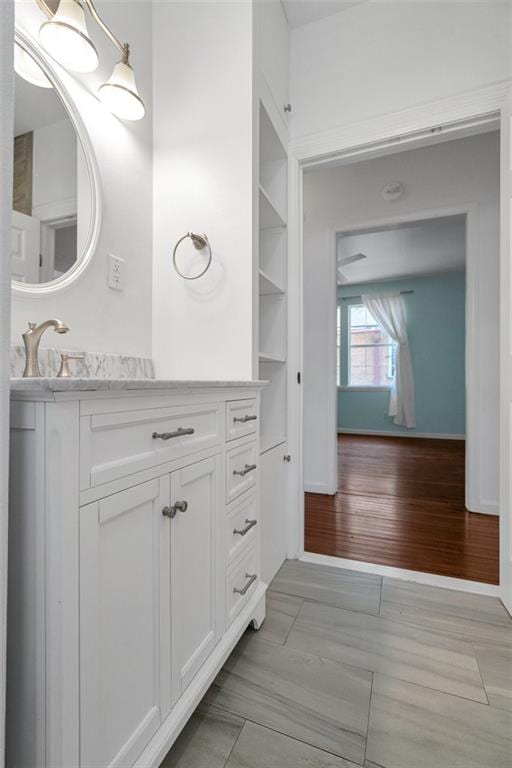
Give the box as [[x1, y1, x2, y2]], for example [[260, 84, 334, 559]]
[[233, 414, 257, 423], [233, 463, 257, 477], [283, 454, 291, 462], [162, 500, 188, 519]]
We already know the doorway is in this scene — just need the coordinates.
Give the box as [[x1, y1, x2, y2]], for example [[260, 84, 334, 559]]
[[298, 129, 500, 586]]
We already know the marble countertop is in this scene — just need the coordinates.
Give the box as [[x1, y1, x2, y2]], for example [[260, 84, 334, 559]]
[[10, 377, 266, 393]]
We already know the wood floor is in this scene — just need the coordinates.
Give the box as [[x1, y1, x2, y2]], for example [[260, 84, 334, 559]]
[[305, 434, 499, 584]]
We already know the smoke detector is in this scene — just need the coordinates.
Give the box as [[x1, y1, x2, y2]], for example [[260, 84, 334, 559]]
[[381, 182, 404, 201]]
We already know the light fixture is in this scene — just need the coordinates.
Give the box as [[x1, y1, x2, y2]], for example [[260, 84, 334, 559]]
[[98, 49, 145, 121], [34, 0, 145, 120], [14, 42, 52, 87], [39, 0, 98, 72]]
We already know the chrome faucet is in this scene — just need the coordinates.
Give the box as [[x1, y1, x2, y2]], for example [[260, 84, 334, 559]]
[[22, 319, 69, 378]]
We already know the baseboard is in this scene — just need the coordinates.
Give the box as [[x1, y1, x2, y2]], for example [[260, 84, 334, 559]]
[[337, 428, 466, 440], [468, 500, 499, 516], [304, 482, 336, 494], [300, 553, 500, 597]]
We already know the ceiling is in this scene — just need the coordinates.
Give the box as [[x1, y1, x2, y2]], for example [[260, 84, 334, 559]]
[[14, 73, 68, 136], [282, 0, 365, 28], [337, 215, 466, 285]]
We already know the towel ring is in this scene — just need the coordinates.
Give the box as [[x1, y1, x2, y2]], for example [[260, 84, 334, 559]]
[[172, 232, 212, 280]]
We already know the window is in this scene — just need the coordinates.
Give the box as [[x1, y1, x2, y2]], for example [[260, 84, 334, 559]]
[[348, 304, 396, 387]]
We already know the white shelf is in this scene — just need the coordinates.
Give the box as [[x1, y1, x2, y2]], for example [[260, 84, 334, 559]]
[[259, 352, 285, 363], [259, 185, 286, 229], [259, 268, 284, 295]]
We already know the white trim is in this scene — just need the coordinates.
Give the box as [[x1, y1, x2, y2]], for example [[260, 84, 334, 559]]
[[12, 28, 102, 298], [0, 3, 14, 765], [287, 82, 509, 583], [304, 482, 336, 495], [300, 553, 500, 598], [291, 82, 507, 163], [332, 204, 479, 512], [337, 428, 465, 440]]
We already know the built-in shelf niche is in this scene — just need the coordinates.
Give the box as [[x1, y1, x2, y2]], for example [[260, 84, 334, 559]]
[[258, 99, 287, 459], [259, 227, 286, 292], [259, 360, 287, 454], [259, 293, 286, 363], [259, 105, 287, 222]]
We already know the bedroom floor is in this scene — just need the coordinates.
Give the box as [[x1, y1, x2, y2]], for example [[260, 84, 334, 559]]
[[161, 559, 512, 768], [305, 434, 499, 584]]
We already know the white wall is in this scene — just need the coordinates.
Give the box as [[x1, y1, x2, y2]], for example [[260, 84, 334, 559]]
[[0, 4, 14, 765], [12, 0, 153, 358], [32, 119, 77, 218], [303, 131, 500, 513], [290, 1, 510, 139], [152, 1, 254, 379]]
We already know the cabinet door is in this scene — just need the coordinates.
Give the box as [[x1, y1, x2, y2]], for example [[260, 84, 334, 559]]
[[80, 477, 171, 768], [170, 455, 221, 704], [260, 443, 288, 584]]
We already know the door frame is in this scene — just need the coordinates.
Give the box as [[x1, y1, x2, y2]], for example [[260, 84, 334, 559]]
[[286, 80, 509, 595], [331, 205, 478, 512]]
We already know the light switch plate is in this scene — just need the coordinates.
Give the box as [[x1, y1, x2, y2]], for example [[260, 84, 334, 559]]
[[108, 253, 125, 291]]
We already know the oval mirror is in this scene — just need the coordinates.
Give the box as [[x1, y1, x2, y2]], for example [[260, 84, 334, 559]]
[[11, 31, 100, 294]]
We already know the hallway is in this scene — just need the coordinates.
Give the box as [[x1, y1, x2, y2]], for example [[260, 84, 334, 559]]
[[305, 434, 499, 584], [162, 559, 512, 768]]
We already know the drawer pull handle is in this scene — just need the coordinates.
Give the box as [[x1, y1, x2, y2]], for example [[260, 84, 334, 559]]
[[233, 573, 257, 596], [233, 463, 257, 477], [233, 519, 257, 536], [153, 427, 195, 441], [233, 414, 257, 423], [162, 500, 188, 518]]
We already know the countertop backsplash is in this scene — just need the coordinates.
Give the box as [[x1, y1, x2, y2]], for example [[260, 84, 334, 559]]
[[10, 346, 155, 380]]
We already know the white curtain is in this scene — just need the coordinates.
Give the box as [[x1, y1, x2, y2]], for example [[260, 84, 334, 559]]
[[361, 293, 416, 428]]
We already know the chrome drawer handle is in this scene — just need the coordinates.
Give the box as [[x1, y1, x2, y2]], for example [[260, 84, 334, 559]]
[[233, 573, 257, 596], [153, 427, 195, 441], [233, 463, 257, 477], [233, 414, 257, 423], [233, 518, 257, 536], [162, 500, 188, 518]]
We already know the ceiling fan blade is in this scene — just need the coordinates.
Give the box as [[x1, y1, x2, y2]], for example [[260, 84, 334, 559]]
[[338, 252, 367, 266]]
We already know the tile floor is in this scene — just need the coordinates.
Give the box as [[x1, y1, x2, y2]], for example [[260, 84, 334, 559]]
[[161, 560, 512, 768]]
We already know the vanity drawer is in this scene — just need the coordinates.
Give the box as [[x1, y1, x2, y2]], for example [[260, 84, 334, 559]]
[[227, 544, 259, 626], [226, 399, 258, 442], [80, 402, 223, 489], [226, 492, 258, 564], [225, 439, 258, 504]]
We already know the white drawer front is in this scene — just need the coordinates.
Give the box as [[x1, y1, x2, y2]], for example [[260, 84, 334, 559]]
[[227, 544, 259, 626], [226, 440, 258, 504], [226, 399, 258, 441], [81, 402, 223, 489], [226, 492, 258, 564]]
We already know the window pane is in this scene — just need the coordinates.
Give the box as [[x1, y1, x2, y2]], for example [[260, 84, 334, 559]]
[[350, 344, 395, 386], [347, 303, 396, 386]]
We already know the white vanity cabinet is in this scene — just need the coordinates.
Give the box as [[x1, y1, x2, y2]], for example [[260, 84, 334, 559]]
[[80, 477, 171, 768], [7, 383, 266, 768]]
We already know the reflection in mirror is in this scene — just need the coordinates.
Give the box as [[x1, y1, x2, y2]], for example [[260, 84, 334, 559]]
[[12, 41, 92, 286]]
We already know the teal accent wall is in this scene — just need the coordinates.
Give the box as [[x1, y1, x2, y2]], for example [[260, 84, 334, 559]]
[[338, 272, 466, 435]]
